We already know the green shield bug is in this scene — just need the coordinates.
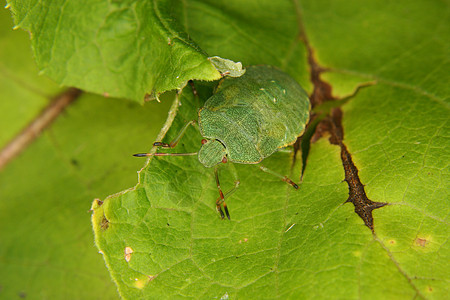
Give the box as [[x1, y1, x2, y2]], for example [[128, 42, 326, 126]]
[[135, 65, 311, 219]]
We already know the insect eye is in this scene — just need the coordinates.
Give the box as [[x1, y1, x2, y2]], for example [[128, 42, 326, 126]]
[[222, 156, 228, 164], [201, 139, 208, 145]]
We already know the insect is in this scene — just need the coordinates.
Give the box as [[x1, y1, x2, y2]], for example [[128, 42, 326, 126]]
[[134, 65, 311, 219]]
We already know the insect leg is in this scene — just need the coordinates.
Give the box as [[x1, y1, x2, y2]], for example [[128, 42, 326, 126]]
[[258, 164, 299, 189], [214, 166, 231, 219], [214, 166, 227, 219], [214, 163, 240, 219], [214, 180, 240, 219], [153, 120, 196, 148]]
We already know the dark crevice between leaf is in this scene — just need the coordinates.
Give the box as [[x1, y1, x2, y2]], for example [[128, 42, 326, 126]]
[[292, 1, 336, 170], [292, 46, 334, 171], [305, 47, 335, 108], [323, 109, 387, 233], [293, 1, 386, 232], [0, 87, 82, 171]]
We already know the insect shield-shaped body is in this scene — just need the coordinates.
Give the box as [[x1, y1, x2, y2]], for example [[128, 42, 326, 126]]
[[135, 65, 310, 219], [198, 65, 310, 168]]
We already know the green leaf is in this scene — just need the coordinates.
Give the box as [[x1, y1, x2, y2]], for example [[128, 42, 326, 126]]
[[6, 0, 222, 102], [92, 0, 449, 299]]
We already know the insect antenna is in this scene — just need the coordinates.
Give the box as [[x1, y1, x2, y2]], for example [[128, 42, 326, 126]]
[[133, 152, 197, 157]]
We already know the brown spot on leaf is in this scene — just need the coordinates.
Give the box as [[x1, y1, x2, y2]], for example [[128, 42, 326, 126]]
[[101, 215, 109, 230], [416, 237, 428, 247]]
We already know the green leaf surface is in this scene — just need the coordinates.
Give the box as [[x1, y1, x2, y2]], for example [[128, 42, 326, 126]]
[[92, 0, 449, 299], [6, 0, 222, 102], [0, 7, 173, 297], [302, 0, 449, 100]]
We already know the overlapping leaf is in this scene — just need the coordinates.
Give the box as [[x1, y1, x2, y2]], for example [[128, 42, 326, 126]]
[[6, 0, 222, 102]]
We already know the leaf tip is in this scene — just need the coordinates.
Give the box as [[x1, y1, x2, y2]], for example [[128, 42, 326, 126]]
[[209, 56, 246, 77]]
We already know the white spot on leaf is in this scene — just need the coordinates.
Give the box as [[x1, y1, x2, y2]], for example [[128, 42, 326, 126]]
[[124, 246, 134, 262]]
